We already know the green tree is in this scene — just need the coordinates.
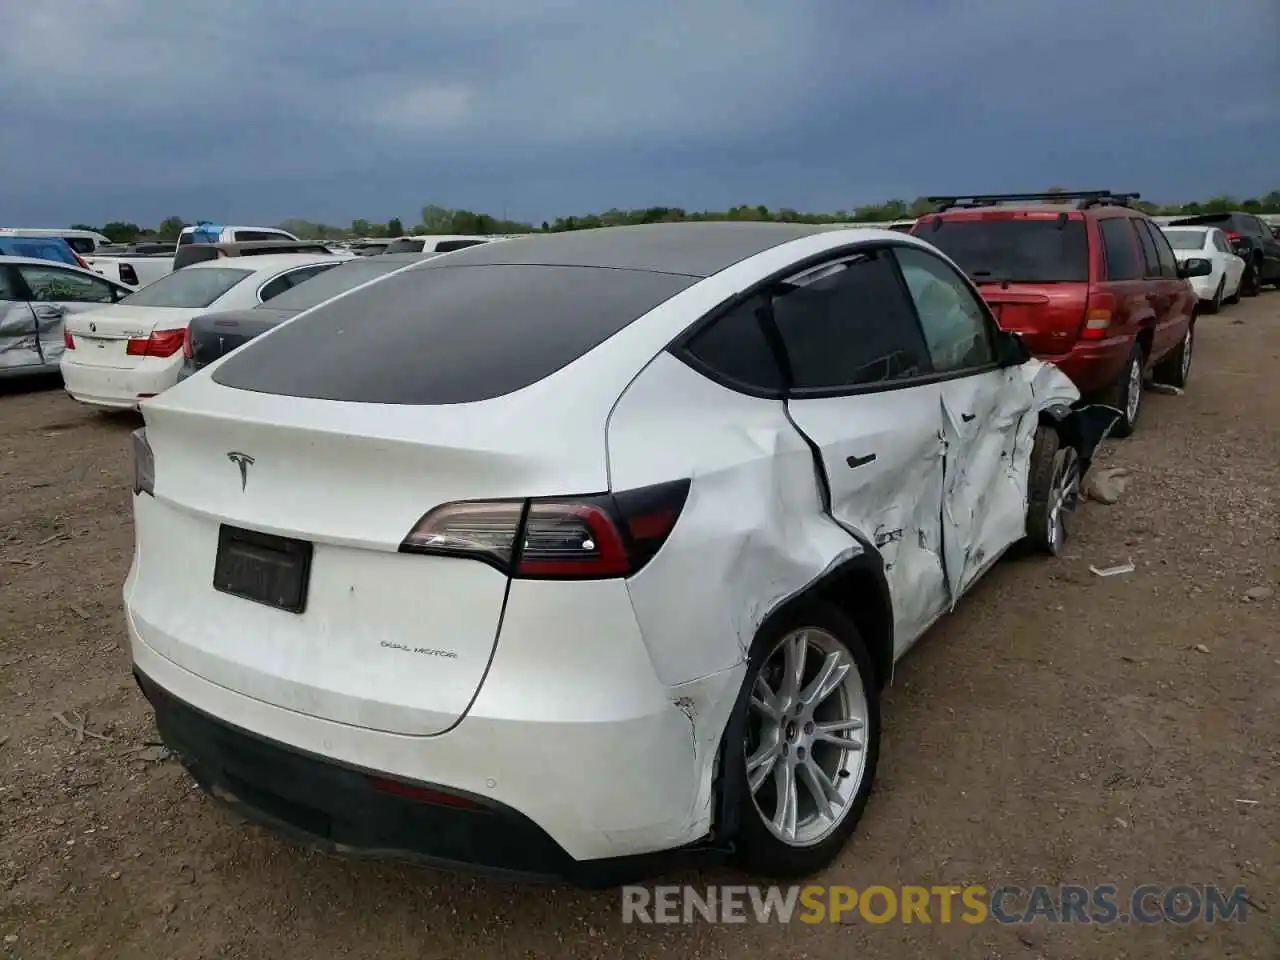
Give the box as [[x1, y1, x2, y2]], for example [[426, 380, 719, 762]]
[[350, 219, 372, 237], [385, 217, 405, 237], [100, 222, 143, 243], [156, 216, 186, 241], [419, 205, 454, 232]]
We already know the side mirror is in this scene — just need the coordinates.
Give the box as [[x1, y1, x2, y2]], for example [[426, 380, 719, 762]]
[[1178, 258, 1213, 279], [995, 329, 1031, 366]]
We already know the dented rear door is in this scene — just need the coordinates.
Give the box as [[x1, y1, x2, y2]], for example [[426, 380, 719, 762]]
[[0, 266, 43, 374]]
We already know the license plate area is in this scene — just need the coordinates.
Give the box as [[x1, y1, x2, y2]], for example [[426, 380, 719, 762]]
[[213, 525, 313, 613]]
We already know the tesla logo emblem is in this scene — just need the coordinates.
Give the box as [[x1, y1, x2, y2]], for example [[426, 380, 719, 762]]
[[226, 452, 255, 491], [89, 322, 96, 333]]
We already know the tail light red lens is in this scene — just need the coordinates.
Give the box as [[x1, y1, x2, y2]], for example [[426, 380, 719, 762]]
[[399, 479, 691, 580], [73, 253, 90, 270], [63, 328, 75, 350], [1080, 291, 1116, 340], [1226, 232, 1242, 242], [366, 776, 485, 809], [181, 326, 193, 360], [126, 328, 186, 358]]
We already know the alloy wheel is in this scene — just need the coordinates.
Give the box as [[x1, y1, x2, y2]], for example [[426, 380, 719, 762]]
[[1125, 355, 1142, 425], [746, 628, 868, 848], [1046, 447, 1081, 554]]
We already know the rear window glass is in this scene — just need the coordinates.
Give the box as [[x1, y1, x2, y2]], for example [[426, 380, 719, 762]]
[[382, 238, 426, 253], [120, 267, 252, 308], [1163, 230, 1206, 250], [916, 218, 1089, 283], [1, 238, 78, 265], [263, 258, 409, 310], [212, 264, 696, 404], [63, 237, 96, 255]]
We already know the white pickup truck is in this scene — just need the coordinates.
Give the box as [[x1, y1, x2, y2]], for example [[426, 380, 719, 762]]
[[86, 224, 301, 288]]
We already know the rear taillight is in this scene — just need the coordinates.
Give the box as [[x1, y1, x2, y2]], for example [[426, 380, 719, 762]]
[[131, 428, 155, 496], [182, 326, 193, 360], [1080, 291, 1115, 340], [126, 328, 186, 358], [1226, 232, 1242, 242], [119, 263, 139, 286], [74, 253, 90, 270], [398, 479, 691, 579], [64, 328, 75, 350]]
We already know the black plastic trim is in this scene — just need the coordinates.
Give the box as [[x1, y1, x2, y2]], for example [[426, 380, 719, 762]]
[[134, 669, 717, 887]]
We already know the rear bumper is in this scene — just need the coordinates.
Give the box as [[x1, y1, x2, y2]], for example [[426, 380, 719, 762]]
[[1037, 337, 1131, 395], [134, 669, 696, 886], [125, 569, 741, 877], [60, 354, 182, 409]]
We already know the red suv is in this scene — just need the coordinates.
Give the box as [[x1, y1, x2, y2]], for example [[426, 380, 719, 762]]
[[911, 192, 1210, 436]]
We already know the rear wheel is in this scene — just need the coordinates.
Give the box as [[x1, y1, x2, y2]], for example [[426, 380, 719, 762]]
[[734, 604, 879, 879], [1105, 344, 1144, 438], [1025, 427, 1081, 556], [1153, 321, 1194, 388], [1203, 278, 1224, 314], [1241, 262, 1261, 298]]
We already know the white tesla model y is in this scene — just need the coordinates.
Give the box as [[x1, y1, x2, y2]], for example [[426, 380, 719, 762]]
[[125, 223, 1118, 885]]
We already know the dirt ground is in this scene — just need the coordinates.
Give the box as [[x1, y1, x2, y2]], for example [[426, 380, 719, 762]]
[[1, 295, 1277, 960]]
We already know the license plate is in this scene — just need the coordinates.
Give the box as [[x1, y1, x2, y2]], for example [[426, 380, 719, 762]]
[[213, 525, 313, 613]]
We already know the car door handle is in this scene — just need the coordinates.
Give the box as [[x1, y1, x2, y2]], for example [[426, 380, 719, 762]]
[[961, 413, 976, 423], [846, 453, 877, 469]]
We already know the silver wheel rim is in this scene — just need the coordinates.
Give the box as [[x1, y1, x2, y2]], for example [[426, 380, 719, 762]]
[[747, 628, 868, 848], [1047, 447, 1081, 553], [1180, 329, 1193, 380], [1125, 357, 1142, 424]]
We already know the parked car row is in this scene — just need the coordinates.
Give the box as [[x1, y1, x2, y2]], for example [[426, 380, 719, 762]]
[[3, 207, 1263, 886]]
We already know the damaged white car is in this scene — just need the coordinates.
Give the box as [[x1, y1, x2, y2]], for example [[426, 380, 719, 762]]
[[125, 223, 1117, 886]]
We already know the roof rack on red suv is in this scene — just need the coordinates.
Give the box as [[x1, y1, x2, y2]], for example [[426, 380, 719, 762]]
[[912, 189, 1208, 438], [928, 191, 1141, 212]]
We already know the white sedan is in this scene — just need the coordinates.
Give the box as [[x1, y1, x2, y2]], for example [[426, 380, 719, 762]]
[[61, 253, 347, 410], [126, 224, 1120, 884], [1160, 225, 1245, 313]]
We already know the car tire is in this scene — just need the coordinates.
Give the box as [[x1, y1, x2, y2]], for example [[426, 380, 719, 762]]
[[1153, 320, 1194, 389], [1025, 426, 1081, 556], [1241, 263, 1260, 298], [733, 602, 880, 879], [1105, 344, 1144, 439], [1203, 279, 1224, 314]]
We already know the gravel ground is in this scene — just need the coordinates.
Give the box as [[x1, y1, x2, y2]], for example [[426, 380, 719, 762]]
[[1, 295, 1277, 959]]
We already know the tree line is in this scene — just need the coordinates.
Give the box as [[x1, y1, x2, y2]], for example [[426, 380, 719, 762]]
[[73, 190, 1280, 244]]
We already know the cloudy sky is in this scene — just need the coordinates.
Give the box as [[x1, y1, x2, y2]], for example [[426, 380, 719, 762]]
[[2, 0, 1277, 228]]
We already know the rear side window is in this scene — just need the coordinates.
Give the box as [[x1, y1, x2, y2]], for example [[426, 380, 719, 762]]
[[383, 239, 426, 254], [212, 264, 696, 404], [63, 237, 96, 255], [434, 239, 488, 252], [1212, 232, 1232, 253], [683, 296, 784, 392], [120, 267, 253, 308], [257, 264, 337, 302], [917, 218, 1089, 283], [1099, 219, 1142, 281], [235, 230, 290, 242], [1148, 226, 1179, 279], [1133, 221, 1161, 276], [1163, 230, 1207, 251], [770, 249, 930, 390], [263, 258, 406, 310]]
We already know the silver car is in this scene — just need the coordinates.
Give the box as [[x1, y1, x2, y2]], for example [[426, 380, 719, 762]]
[[0, 256, 133, 379]]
